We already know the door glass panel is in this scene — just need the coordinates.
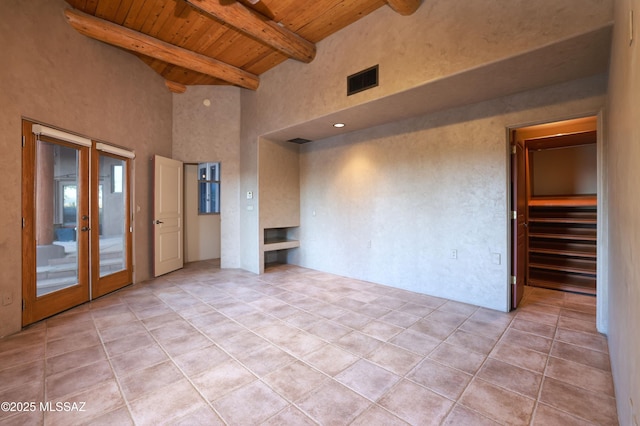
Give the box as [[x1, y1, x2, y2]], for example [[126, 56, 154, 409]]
[[99, 155, 127, 277], [36, 141, 79, 296]]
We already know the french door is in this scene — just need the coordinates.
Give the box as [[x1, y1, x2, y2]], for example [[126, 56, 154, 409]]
[[91, 145, 133, 298], [22, 121, 133, 325]]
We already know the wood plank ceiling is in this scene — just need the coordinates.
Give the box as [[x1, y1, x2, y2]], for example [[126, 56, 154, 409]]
[[64, 0, 422, 92]]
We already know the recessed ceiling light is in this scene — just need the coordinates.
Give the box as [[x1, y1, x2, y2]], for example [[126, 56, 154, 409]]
[[333, 123, 345, 128]]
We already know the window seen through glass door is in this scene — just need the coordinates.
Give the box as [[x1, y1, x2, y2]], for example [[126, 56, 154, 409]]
[[198, 162, 220, 214]]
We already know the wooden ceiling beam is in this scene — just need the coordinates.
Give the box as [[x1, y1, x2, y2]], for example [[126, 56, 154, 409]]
[[64, 9, 259, 90], [184, 0, 316, 63], [386, 0, 422, 16], [165, 80, 187, 93]]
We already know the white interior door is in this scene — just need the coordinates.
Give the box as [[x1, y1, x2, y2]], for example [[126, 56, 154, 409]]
[[153, 155, 184, 276]]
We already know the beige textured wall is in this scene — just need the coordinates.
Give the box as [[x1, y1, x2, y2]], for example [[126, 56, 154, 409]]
[[258, 139, 301, 271], [172, 86, 242, 268], [251, 0, 613, 132], [241, 0, 613, 275], [294, 77, 606, 312], [239, 92, 261, 272], [0, 0, 172, 337], [605, 0, 640, 423], [259, 139, 300, 230], [531, 144, 598, 196]]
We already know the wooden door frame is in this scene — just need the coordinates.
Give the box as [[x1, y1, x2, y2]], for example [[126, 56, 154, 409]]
[[594, 111, 607, 334], [90, 150, 134, 298], [510, 133, 527, 310], [21, 120, 91, 325], [22, 120, 136, 325]]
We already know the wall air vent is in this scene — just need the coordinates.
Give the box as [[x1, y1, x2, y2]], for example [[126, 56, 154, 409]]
[[288, 137, 312, 144], [347, 65, 379, 96]]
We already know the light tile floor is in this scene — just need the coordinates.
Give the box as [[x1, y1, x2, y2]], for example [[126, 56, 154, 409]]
[[0, 261, 618, 425]]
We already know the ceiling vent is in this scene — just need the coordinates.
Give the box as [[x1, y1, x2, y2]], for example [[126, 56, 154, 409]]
[[347, 65, 379, 96], [288, 137, 312, 144]]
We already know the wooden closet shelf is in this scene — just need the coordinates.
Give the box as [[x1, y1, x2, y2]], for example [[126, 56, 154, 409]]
[[528, 195, 597, 207], [529, 261, 596, 275], [529, 240, 596, 255], [529, 268, 596, 285], [528, 247, 596, 258], [529, 217, 596, 224], [529, 232, 596, 242], [527, 277, 596, 295]]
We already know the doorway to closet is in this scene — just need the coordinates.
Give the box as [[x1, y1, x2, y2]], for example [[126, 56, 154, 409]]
[[511, 116, 598, 309], [21, 120, 134, 325], [184, 163, 221, 263]]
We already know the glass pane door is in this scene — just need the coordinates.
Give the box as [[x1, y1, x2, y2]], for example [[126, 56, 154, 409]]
[[23, 121, 133, 324], [36, 141, 82, 296], [91, 151, 132, 298], [98, 156, 127, 276], [22, 120, 91, 326]]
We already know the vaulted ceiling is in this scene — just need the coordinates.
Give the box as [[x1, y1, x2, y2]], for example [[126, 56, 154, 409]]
[[63, 0, 421, 92]]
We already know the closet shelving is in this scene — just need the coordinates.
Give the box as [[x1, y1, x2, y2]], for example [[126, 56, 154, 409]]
[[527, 195, 596, 295]]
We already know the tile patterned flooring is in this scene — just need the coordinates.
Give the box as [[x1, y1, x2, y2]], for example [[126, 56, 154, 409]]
[[0, 261, 618, 425]]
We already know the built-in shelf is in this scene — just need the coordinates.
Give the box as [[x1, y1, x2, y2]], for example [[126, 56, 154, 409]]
[[529, 217, 596, 225], [263, 227, 299, 268], [528, 195, 597, 207], [529, 255, 596, 274], [528, 231, 597, 241], [527, 201, 597, 295], [528, 269, 596, 295], [263, 238, 300, 252], [528, 240, 596, 258]]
